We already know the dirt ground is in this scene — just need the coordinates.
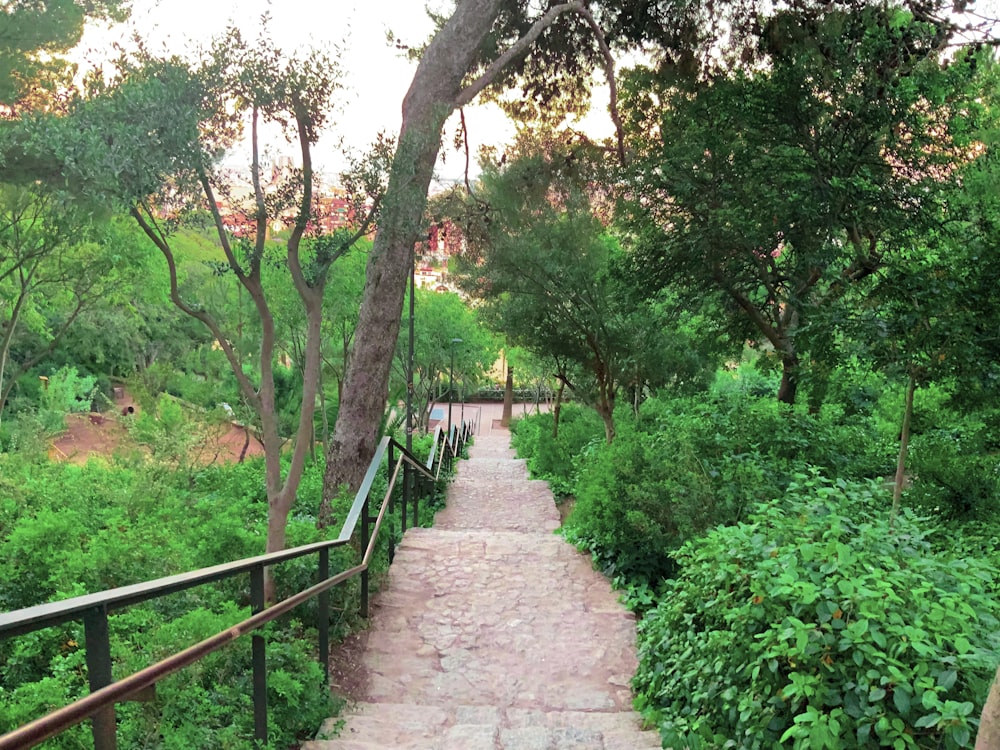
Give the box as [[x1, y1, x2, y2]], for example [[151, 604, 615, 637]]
[[48, 390, 265, 466]]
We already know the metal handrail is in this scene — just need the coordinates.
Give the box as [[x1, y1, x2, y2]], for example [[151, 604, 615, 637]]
[[0, 419, 475, 750]]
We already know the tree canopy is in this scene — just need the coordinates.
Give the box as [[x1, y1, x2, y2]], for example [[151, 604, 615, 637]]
[[618, 6, 990, 404], [0, 0, 128, 112]]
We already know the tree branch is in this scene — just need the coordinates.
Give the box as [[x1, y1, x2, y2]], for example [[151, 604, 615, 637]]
[[460, 107, 474, 194], [452, 2, 625, 164], [712, 264, 786, 350], [130, 204, 262, 409], [571, 4, 626, 164], [454, 2, 583, 108]]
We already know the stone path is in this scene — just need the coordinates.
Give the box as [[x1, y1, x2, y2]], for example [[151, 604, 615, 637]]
[[303, 429, 661, 750]]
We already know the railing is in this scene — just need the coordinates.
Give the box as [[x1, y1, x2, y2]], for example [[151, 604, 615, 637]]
[[0, 416, 477, 750]]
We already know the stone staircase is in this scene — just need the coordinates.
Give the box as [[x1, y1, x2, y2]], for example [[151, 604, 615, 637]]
[[303, 430, 661, 750]]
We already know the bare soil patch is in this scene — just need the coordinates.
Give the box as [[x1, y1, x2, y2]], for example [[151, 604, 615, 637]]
[[48, 391, 265, 466], [328, 628, 371, 704]]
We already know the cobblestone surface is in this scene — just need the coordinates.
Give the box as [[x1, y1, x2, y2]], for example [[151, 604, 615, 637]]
[[303, 430, 661, 750]]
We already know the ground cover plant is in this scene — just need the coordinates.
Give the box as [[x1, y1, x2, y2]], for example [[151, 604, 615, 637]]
[[513, 370, 1000, 748], [634, 476, 1000, 750], [0, 422, 451, 748], [0, 451, 340, 748]]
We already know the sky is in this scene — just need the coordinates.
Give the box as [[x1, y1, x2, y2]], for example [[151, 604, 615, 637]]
[[72, 0, 593, 184]]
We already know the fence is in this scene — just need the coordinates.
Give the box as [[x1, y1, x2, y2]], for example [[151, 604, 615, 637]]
[[0, 419, 475, 749]]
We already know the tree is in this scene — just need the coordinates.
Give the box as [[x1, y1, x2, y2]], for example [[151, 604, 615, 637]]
[[262, 235, 370, 447], [0, 0, 128, 112], [391, 288, 496, 433], [506, 346, 557, 415], [320, 0, 641, 516], [619, 6, 981, 405], [453, 139, 636, 443], [0, 188, 137, 420], [316, 0, 868, 499], [10, 27, 388, 598]]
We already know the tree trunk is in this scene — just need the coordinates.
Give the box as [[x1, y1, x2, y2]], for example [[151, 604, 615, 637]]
[[320, 368, 330, 447], [777, 350, 799, 405], [320, 0, 513, 524], [597, 400, 615, 444], [501, 365, 514, 428], [238, 425, 250, 463], [552, 378, 565, 439], [891, 372, 917, 528], [976, 666, 1000, 750]]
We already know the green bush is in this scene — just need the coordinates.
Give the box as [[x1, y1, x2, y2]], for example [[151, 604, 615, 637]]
[[556, 392, 896, 585], [563, 418, 767, 584], [907, 426, 1000, 522], [502, 383, 912, 588], [511, 404, 604, 496], [633, 473, 1000, 749], [41, 366, 98, 414], [0, 449, 391, 748]]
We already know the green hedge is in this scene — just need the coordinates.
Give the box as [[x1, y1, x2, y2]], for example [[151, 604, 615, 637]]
[[634, 474, 1000, 749]]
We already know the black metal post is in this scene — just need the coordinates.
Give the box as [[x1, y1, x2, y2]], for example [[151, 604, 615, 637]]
[[405, 243, 415, 536], [401, 463, 409, 534], [448, 337, 462, 434], [318, 548, 329, 684], [413, 475, 421, 530], [360, 494, 370, 618], [448, 346, 455, 434], [250, 566, 267, 746], [84, 605, 116, 750], [388, 443, 396, 515]]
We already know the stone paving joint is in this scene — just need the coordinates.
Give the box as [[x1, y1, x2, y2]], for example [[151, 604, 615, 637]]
[[303, 416, 662, 750]]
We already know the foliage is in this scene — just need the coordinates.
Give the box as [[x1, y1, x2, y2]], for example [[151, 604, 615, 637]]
[[510, 403, 604, 496], [453, 136, 627, 441], [907, 426, 1000, 522], [40, 365, 98, 414], [515, 385, 900, 583], [0, 440, 423, 747], [391, 289, 498, 433], [618, 6, 988, 404], [634, 475, 1000, 749], [452, 132, 732, 440], [0, 0, 128, 112], [0, 196, 145, 421]]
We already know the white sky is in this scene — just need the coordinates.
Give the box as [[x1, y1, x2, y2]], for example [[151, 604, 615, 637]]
[[73, 0, 614, 184]]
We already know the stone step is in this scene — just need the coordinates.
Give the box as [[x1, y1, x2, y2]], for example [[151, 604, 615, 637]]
[[301, 702, 663, 750], [304, 427, 663, 750]]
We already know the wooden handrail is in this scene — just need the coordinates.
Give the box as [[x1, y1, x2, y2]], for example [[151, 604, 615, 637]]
[[0, 421, 475, 750]]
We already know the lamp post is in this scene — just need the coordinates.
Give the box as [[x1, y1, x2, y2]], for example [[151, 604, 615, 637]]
[[448, 337, 462, 434], [404, 242, 416, 531]]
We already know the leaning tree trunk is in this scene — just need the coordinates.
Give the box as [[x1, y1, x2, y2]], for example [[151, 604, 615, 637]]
[[777, 349, 799, 405], [976, 666, 1000, 750], [320, 0, 510, 524]]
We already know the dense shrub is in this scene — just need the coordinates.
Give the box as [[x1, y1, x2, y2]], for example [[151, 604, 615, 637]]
[[548, 392, 895, 585], [510, 404, 604, 496], [907, 426, 1000, 522], [634, 474, 1000, 749], [563, 417, 770, 584], [0, 445, 410, 748]]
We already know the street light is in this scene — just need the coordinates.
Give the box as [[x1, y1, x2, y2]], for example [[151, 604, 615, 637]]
[[448, 337, 463, 434]]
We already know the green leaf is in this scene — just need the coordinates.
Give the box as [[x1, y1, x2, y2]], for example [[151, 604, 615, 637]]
[[937, 670, 958, 690], [952, 726, 971, 746], [914, 713, 941, 728]]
